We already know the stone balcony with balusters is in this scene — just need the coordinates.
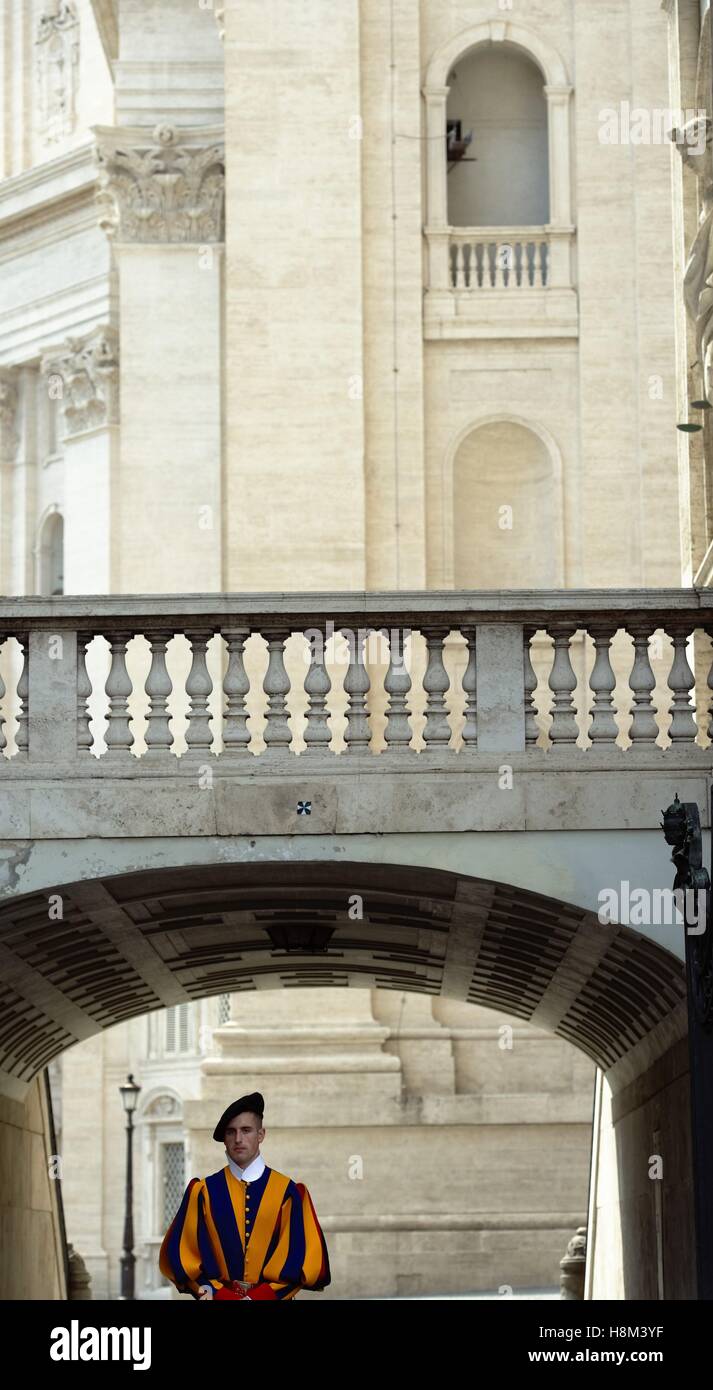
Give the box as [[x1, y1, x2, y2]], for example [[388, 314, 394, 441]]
[[423, 226, 578, 338], [0, 591, 710, 840]]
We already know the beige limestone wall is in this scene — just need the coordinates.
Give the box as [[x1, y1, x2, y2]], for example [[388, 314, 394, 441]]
[[223, 0, 367, 590], [0, 1074, 67, 1300], [360, 0, 426, 589], [60, 1033, 109, 1297]]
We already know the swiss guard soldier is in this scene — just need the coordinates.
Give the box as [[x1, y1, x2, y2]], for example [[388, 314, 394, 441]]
[[159, 1091, 331, 1300]]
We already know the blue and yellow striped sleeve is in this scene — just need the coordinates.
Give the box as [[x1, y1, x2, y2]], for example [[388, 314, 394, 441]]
[[159, 1178, 224, 1299], [250, 1181, 331, 1300]]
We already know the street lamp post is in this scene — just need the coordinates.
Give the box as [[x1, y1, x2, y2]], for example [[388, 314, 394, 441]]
[[118, 1073, 141, 1300], [661, 794, 713, 1300]]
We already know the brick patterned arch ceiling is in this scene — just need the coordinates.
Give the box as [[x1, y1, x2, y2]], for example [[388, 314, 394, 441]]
[[0, 862, 686, 1091]]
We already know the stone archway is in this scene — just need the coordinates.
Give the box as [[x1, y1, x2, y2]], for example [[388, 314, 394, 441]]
[[0, 858, 693, 1300], [0, 859, 686, 1089]]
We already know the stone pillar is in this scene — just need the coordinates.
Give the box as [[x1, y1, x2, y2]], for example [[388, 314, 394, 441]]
[[223, 0, 366, 590], [0, 368, 18, 593], [60, 1034, 109, 1299], [360, 0, 426, 588], [41, 328, 119, 593], [94, 123, 224, 594], [372, 991, 456, 1095]]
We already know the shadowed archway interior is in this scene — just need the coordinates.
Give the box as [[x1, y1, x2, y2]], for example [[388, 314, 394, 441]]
[[0, 861, 686, 1091]]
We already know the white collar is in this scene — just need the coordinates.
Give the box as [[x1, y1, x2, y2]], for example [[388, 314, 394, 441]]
[[226, 1152, 265, 1183]]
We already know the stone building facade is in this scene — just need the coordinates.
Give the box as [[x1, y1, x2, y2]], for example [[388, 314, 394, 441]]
[[1, 0, 706, 1299]]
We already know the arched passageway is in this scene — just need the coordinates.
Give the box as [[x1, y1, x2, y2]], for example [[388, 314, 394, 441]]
[[0, 860, 693, 1301], [0, 859, 686, 1089]]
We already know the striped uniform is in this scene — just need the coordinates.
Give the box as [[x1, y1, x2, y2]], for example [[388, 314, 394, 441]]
[[159, 1164, 330, 1301]]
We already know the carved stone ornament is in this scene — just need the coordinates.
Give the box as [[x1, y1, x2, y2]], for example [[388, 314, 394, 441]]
[[673, 117, 713, 402], [0, 368, 19, 464], [147, 1095, 179, 1117], [95, 126, 225, 243], [35, 1, 80, 145], [42, 327, 119, 437]]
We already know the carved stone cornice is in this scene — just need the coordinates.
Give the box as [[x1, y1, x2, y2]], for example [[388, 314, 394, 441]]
[[94, 124, 225, 243], [0, 368, 19, 463], [42, 327, 119, 437]]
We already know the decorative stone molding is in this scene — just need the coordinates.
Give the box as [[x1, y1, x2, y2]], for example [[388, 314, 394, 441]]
[[0, 368, 19, 464], [145, 1095, 179, 1118], [35, 1, 80, 145], [95, 125, 225, 243], [42, 327, 119, 437]]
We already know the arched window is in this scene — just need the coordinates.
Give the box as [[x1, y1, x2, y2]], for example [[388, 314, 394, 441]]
[[452, 420, 562, 588], [446, 46, 549, 227], [38, 511, 64, 596], [423, 22, 574, 322]]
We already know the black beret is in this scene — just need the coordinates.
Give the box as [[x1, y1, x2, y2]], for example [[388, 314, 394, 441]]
[[213, 1092, 265, 1142]]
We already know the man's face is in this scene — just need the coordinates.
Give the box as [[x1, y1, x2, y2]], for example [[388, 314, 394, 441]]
[[224, 1112, 264, 1167]]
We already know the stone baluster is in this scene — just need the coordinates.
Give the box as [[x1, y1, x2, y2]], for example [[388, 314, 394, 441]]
[[145, 631, 174, 751], [222, 628, 251, 753], [523, 629, 539, 747], [667, 626, 697, 743], [448, 241, 456, 288], [76, 635, 92, 753], [539, 239, 548, 287], [628, 625, 658, 744], [0, 636, 5, 754], [462, 629, 477, 747], [263, 630, 292, 750], [548, 625, 578, 744], [384, 628, 412, 751], [185, 630, 214, 751], [588, 626, 618, 744], [344, 628, 371, 750], [453, 241, 466, 289], [522, 240, 533, 286], [498, 242, 513, 288], [473, 241, 483, 288], [423, 628, 451, 748], [513, 240, 523, 288], [15, 639, 29, 755], [484, 242, 495, 288], [105, 634, 133, 753], [304, 636, 332, 750]]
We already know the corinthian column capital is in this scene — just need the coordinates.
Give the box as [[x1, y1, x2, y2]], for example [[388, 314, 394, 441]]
[[41, 326, 119, 437], [94, 124, 226, 243]]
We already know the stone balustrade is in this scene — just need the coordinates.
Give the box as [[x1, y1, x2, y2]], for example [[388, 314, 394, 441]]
[[449, 228, 551, 289], [424, 226, 575, 294], [0, 590, 711, 766]]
